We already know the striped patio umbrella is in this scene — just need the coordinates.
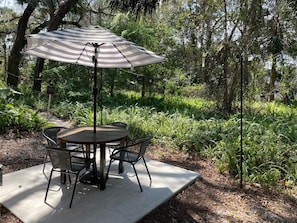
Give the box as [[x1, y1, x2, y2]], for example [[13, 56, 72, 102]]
[[24, 25, 165, 132]]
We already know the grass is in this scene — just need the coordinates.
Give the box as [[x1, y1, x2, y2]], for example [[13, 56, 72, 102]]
[[2, 85, 297, 191]]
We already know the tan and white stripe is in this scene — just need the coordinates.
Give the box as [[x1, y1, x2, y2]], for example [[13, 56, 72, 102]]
[[24, 26, 165, 68]]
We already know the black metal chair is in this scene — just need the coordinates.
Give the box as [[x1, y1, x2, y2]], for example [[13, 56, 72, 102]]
[[106, 135, 152, 192], [44, 147, 87, 208], [107, 121, 128, 129], [42, 127, 82, 171]]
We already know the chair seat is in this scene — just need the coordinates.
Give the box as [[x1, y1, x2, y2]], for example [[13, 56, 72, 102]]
[[65, 143, 82, 150], [71, 156, 86, 164], [110, 150, 139, 163], [70, 162, 87, 172], [106, 141, 121, 147]]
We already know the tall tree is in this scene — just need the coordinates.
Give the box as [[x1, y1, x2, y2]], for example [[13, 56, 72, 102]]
[[32, 0, 79, 91], [6, 0, 161, 89], [6, 1, 37, 87], [0, 8, 18, 79]]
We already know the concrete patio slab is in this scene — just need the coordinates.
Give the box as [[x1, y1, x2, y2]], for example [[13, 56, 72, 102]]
[[0, 158, 199, 223]]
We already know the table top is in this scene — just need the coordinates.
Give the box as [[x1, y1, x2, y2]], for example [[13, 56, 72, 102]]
[[57, 126, 129, 144]]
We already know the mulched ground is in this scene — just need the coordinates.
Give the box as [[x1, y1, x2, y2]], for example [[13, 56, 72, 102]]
[[0, 131, 297, 223]]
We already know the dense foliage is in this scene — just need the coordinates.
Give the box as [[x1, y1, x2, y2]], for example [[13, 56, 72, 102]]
[[1, 71, 297, 191], [0, 87, 45, 133], [1, 0, 297, 193], [22, 76, 296, 191], [2, 0, 297, 112]]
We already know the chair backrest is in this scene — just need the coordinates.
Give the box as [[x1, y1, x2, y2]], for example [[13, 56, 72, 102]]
[[108, 122, 128, 129], [46, 147, 72, 170], [138, 136, 152, 157], [128, 136, 152, 160], [43, 127, 66, 148]]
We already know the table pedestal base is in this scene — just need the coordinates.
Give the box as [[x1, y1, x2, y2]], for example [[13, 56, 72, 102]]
[[79, 171, 99, 185]]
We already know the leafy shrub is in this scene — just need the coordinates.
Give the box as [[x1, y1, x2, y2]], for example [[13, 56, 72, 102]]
[[0, 88, 45, 133], [0, 102, 45, 133], [47, 90, 297, 189]]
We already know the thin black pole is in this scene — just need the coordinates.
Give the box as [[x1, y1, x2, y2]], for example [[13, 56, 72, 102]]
[[100, 70, 103, 125], [93, 44, 98, 133], [240, 53, 243, 188]]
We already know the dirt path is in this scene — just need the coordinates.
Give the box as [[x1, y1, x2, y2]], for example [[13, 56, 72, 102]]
[[142, 146, 297, 223]]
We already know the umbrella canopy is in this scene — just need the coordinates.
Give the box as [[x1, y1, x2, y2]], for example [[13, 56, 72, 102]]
[[24, 25, 165, 132], [25, 25, 165, 68]]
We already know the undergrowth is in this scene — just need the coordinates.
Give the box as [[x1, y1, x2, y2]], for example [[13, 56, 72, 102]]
[[2, 86, 297, 191]]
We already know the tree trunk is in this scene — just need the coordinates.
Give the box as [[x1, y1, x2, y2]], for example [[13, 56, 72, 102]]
[[222, 44, 231, 112], [141, 76, 145, 97], [269, 55, 277, 101], [6, 3, 36, 87], [222, 0, 232, 112], [32, 59, 45, 91], [32, 0, 79, 91], [109, 71, 115, 97], [109, 79, 115, 97]]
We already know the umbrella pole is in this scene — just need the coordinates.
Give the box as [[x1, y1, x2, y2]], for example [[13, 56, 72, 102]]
[[93, 45, 98, 133], [240, 53, 243, 189], [100, 71, 103, 125]]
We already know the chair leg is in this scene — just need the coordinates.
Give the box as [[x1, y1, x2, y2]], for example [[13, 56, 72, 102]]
[[92, 160, 100, 188], [42, 154, 48, 173], [44, 169, 54, 203], [68, 172, 72, 184], [42, 162, 46, 173], [142, 157, 152, 182], [105, 160, 112, 181], [132, 164, 143, 192], [69, 173, 80, 208]]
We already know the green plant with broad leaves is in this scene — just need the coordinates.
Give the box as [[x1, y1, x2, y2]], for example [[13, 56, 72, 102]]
[[2, 81, 297, 191], [0, 87, 45, 133], [47, 90, 297, 190]]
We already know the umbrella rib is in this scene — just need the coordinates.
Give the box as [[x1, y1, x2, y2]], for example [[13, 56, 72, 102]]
[[76, 43, 91, 64], [112, 43, 133, 67]]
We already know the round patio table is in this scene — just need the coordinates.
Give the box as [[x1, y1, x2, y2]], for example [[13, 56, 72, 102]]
[[57, 126, 129, 190]]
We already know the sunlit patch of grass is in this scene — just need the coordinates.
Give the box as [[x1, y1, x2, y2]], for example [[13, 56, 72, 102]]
[[47, 92, 297, 190]]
